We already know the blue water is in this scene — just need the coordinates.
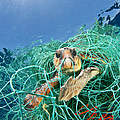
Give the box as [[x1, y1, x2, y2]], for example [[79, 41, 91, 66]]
[[0, 0, 116, 50], [0, 1, 120, 120]]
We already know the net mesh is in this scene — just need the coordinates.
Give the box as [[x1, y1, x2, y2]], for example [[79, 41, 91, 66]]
[[0, 23, 120, 120]]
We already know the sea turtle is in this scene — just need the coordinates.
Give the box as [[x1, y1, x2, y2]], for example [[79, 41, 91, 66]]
[[23, 47, 107, 110]]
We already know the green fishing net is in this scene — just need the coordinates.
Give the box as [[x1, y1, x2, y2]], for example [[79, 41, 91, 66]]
[[0, 23, 120, 120]]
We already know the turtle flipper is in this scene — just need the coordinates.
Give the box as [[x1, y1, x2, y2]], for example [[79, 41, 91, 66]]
[[23, 79, 59, 111], [59, 67, 99, 101]]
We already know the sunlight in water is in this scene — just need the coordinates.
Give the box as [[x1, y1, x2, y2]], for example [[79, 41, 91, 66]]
[[12, 0, 46, 6], [9, 0, 56, 12]]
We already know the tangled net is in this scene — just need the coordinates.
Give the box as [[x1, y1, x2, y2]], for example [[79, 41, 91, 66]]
[[0, 23, 120, 120]]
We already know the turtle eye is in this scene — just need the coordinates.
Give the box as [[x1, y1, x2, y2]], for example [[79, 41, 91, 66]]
[[56, 52, 61, 58], [72, 49, 77, 56]]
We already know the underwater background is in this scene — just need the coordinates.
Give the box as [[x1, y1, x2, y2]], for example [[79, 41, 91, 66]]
[[0, 0, 118, 49], [0, 0, 120, 120]]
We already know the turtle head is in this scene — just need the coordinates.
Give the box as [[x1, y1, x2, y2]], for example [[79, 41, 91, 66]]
[[54, 47, 81, 73]]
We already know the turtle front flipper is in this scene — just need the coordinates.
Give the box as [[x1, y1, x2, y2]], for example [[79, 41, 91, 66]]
[[59, 67, 99, 101], [23, 78, 59, 111]]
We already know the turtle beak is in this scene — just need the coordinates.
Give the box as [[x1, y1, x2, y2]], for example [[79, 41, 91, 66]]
[[61, 56, 81, 73], [62, 57, 75, 70]]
